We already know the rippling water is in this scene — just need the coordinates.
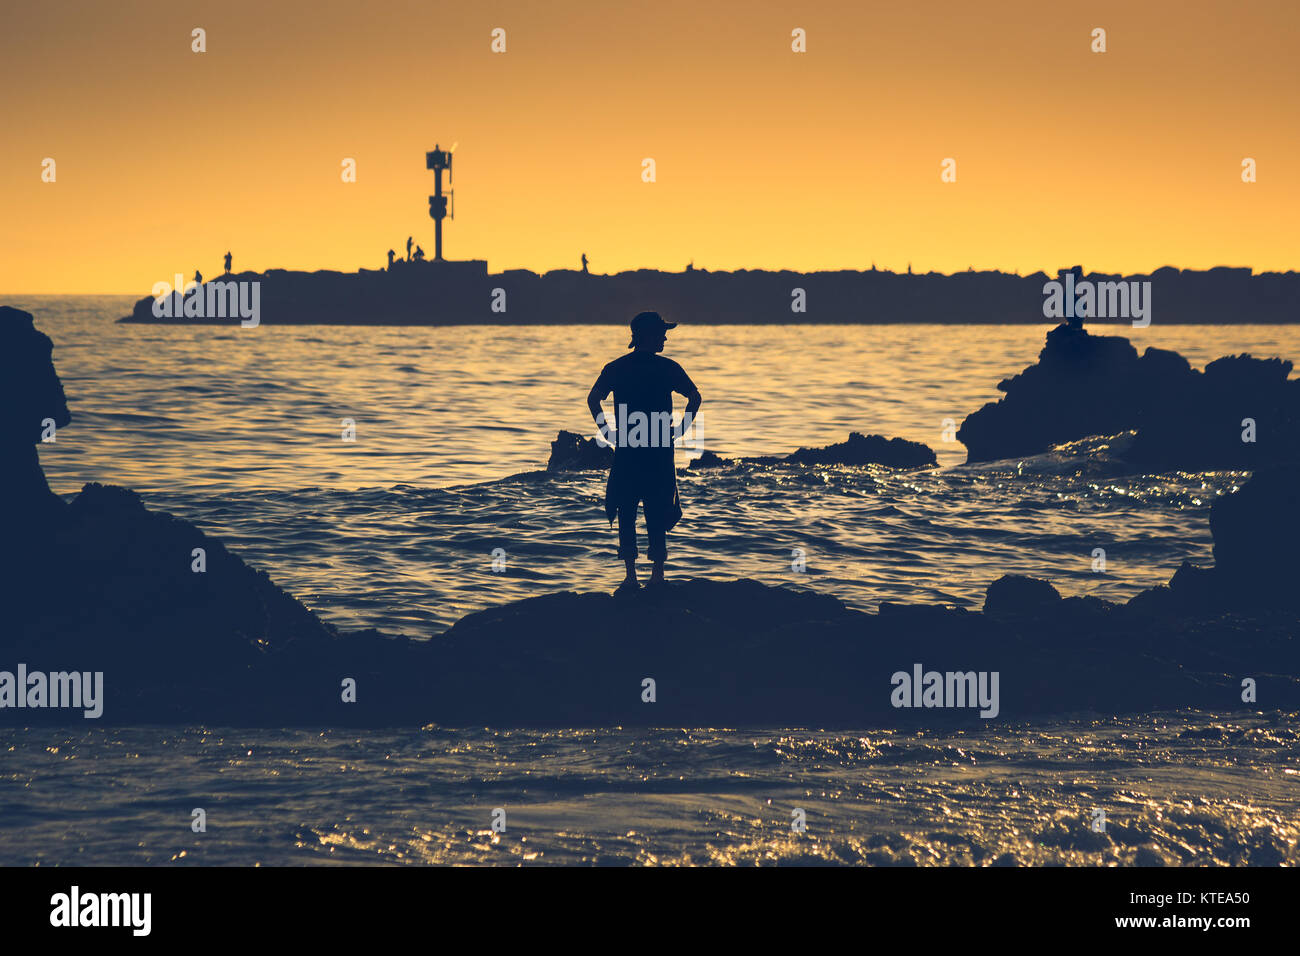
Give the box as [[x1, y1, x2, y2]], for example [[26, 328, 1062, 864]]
[[3, 715, 1296, 866], [11, 296, 1294, 633], [7, 296, 1299, 866]]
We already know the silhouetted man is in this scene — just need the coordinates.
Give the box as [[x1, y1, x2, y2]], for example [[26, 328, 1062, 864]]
[[406, 236, 413, 262], [588, 312, 702, 592], [223, 250, 232, 274], [193, 270, 202, 285], [413, 245, 425, 262], [581, 253, 589, 274], [387, 249, 396, 269]]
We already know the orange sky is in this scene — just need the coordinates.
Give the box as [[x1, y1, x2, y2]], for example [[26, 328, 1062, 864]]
[[1, 0, 1296, 293]]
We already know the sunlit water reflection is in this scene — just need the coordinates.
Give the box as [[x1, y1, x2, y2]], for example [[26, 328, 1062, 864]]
[[3, 715, 1295, 866]]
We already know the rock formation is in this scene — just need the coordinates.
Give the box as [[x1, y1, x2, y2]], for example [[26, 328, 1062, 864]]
[[781, 431, 937, 468], [1, 306, 71, 526], [544, 430, 936, 473], [1, 306, 402, 724], [545, 430, 615, 471], [958, 322, 1300, 468]]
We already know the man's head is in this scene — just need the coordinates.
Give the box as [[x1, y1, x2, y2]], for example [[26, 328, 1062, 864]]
[[628, 311, 676, 351]]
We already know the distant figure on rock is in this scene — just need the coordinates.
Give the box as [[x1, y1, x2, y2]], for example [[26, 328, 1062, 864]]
[[406, 236, 413, 262], [581, 253, 589, 274], [387, 249, 396, 269], [413, 245, 426, 262], [587, 311, 702, 593], [193, 270, 202, 286], [223, 251, 232, 274]]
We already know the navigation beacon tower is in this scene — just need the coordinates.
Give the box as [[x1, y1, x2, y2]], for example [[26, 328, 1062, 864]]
[[425, 144, 455, 261]]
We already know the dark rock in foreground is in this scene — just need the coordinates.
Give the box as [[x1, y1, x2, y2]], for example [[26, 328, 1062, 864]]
[[412, 576, 1299, 725], [3, 482, 366, 722], [10, 564, 1295, 726], [958, 322, 1300, 469], [0, 305, 397, 724]]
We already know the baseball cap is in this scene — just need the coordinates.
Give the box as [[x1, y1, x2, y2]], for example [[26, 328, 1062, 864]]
[[628, 311, 677, 348]]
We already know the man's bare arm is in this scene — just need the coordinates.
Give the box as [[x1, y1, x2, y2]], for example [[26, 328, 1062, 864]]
[[674, 388, 702, 442], [588, 382, 615, 446]]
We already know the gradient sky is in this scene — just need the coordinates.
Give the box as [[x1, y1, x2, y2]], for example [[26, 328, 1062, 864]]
[[1, 0, 1296, 292]]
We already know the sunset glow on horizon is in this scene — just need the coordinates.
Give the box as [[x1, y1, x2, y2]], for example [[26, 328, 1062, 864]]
[[1, 0, 1296, 293]]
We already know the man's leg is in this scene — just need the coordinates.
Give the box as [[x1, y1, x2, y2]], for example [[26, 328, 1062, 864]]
[[645, 507, 668, 585], [616, 500, 639, 586]]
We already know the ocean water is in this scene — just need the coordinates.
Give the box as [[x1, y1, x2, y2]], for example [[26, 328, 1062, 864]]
[[4, 295, 1299, 866], [2, 716, 1297, 866]]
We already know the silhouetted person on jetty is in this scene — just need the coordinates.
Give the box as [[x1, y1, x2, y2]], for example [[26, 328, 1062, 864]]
[[413, 245, 426, 262], [588, 312, 702, 593], [223, 251, 232, 274], [406, 236, 413, 262], [387, 249, 396, 269], [581, 253, 589, 274]]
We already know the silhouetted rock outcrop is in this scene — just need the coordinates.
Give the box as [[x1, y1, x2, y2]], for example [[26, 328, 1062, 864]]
[[983, 575, 1061, 618], [1, 306, 71, 526], [781, 432, 936, 468], [1141, 463, 1300, 614], [1209, 464, 1300, 601], [687, 450, 734, 469], [545, 430, 614, 471], [0, 308, 404, 723], [958, 322, 1300, 468], [545, 430, 936, 473], [404, 573, 1299, 724]]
